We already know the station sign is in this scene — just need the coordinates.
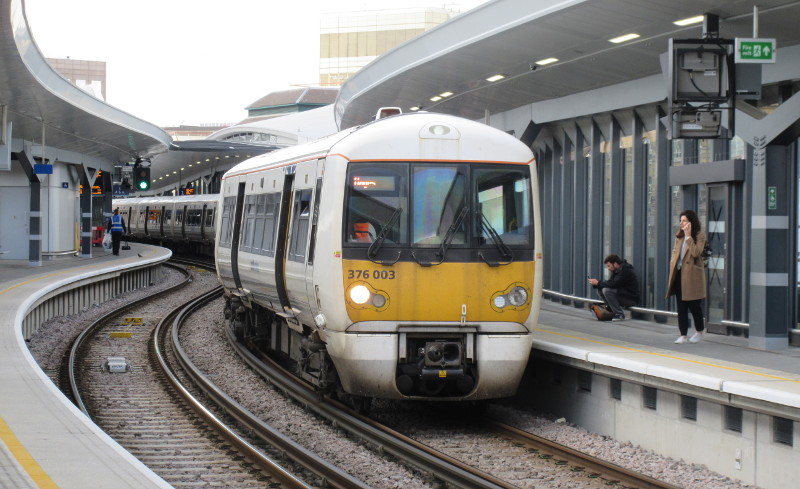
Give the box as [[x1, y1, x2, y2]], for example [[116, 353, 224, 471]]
[[735, 38, 776, 63]]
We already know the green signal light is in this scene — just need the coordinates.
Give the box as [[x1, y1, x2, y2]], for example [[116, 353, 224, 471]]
[[138, 180, 149, 190]]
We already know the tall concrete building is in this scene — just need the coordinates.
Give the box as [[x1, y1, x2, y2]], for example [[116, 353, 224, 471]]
[[319, 7, 456, 87]]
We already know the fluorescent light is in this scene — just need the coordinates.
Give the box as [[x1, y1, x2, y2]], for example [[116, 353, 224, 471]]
[[609, 33, 640, 43], [674, 15, 704, 26], [535, 57, 559, 66], [430, 95, 442, 102], [439, 91, 453, 97], [486, 74, 505, 82], [409, 106, 421, 111]]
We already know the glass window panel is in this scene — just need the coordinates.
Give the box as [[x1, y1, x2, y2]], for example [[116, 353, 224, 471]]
[[345, 163, 408, 244], [412, 166, 466, 245], [475, 167, 532, 246]]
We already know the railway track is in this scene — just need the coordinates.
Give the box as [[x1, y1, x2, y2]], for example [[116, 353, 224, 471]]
[[229, 325, 682, 489], [66, 262, 317, 488], [63, 258, 685, 488]]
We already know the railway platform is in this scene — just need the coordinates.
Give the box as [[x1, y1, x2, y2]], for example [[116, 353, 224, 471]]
[[529, 298, 800, 488], [0, 244, 172, 489]]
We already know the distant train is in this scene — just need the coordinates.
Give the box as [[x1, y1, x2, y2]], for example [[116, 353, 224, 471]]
[[114, 194, 218, 256], [116, 111, 543, 408]]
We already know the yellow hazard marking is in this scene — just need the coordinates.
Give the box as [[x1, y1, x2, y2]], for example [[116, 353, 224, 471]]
[[0, 416, 60, 489], [122, 317, 142, 324], [109, 332, 133, 338], [439, 370, 447, 378]]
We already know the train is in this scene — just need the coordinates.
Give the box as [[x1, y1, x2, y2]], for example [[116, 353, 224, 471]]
[[116, 194, 218, 256], [116, 110, 543, 409]]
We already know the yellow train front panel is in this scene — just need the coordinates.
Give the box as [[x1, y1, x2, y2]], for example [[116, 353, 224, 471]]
[[342, 259, 534, 326]]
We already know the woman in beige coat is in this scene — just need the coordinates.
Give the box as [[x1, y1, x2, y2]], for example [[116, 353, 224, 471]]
[[666, 210, 707, 344]]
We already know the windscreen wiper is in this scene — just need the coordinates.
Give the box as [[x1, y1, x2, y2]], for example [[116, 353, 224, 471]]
[[412, 205, 468, 267], [367, 207, 402, 265], [477, 210, 513, 267]]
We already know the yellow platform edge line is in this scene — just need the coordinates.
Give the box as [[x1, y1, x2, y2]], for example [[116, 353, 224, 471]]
[[0, 416, 60, 489], [534, 328, 797, 383]]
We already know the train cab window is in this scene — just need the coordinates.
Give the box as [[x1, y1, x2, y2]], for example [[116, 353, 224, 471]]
[[475, 167, 532, 246], [344, 163, 408, 245], [412, 165, 466, 246]]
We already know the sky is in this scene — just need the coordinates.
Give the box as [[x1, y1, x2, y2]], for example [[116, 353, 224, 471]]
[[25, 0, 489, 127]]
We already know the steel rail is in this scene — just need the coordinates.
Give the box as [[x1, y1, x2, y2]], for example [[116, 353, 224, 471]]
[[229, 333, 517, 489], [483, 418, 683, 489], [67, 262, 191, 415], [169, 287, 368, 489]]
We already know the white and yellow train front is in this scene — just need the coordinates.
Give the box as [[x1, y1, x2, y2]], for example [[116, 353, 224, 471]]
[[218, 112, 542, 401]]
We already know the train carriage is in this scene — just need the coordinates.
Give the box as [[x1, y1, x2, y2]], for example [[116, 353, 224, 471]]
[[217, 111, 543, 404], [114, 194, 217, 256]]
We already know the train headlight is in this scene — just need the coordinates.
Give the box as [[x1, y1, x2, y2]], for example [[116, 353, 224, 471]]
[[491, 283, 531, 311], [346, 282, 390, 311], [372, 293, 386, 308], [508, 286, 528, 307], [350, 285, 371, 304]]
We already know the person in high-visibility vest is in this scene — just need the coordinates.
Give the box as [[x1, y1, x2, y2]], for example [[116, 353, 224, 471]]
[[107, 208, 127, 256]]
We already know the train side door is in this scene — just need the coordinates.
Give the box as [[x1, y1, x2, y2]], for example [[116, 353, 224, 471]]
[[283, 159, 324, 327]]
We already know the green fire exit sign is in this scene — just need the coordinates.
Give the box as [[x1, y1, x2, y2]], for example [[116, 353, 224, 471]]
[[735, 38, 776, 63]]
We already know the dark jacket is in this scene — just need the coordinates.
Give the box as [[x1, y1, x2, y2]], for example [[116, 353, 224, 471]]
[[596, 260, 640, 303]]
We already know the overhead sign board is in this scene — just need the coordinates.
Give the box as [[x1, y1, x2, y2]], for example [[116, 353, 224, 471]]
[[735, 38, 776, 63]]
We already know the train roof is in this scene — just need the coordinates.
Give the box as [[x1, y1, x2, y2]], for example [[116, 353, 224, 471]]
[[113, 194, 219, 206], [222, 112, 534, 180]]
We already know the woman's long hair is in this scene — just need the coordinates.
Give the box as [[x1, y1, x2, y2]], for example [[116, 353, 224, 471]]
[[677, 209, 701, 240]]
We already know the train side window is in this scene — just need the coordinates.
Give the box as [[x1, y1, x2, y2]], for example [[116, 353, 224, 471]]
[[205, 208, 214, 228], [260, 192, 280, 256], [187, 208, 202, 227], [307, 177, 323, 265], [164, 209, 172, 226], [288, 189, 312, 262], [176, 209, 184, 225], [252, 194, 267, 252], [240, 195, 257, 253], [219, 196, 235, 247]]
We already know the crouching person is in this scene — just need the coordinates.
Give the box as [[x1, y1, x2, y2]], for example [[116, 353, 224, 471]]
[[588, 254, 640, 321]]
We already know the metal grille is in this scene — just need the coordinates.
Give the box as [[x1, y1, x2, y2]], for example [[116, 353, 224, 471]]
[[610, 378, 622, 400], [681, 395, 697, 420], [724, 406, 743, 433], [577, 370, 592, 392], [642, 386, 657, 410], [773, 416, 793, 446]]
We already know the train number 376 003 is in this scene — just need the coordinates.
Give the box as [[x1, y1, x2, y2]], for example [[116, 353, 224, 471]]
[[347, 269, 396, 280]]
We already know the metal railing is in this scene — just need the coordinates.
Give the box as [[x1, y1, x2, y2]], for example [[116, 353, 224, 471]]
[[542, 289, 749, 330]]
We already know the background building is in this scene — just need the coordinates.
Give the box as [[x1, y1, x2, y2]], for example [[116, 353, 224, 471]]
[[46, 57, 106, 100], [319, 7, 456, 87]]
